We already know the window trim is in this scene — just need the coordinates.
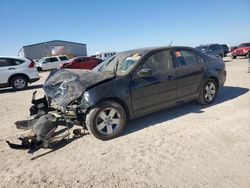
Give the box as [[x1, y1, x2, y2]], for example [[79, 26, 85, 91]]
[[172, 48, 199, 67], [135, 49, 175, 76]]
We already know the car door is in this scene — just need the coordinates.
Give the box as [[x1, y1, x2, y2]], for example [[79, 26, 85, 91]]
[[0, 58, 13, 84], [84, 57, 94, 69], [41, 58, 51, 70], [129, 49, 177, 117], [71, 58, 84, 69], [173, 48, 205, 102], [49, 57, 60, 69]]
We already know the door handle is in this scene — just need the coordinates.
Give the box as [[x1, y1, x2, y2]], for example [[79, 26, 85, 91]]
[[8, 67, 16, 70]]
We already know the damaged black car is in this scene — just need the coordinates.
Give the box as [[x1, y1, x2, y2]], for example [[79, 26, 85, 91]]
[[13, 46, 227, 142]]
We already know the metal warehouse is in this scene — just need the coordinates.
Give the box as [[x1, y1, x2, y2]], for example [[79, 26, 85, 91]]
[[18, 40, 87, 60]]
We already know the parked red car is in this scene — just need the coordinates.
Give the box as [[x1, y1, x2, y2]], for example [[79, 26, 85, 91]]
[[61, 56, 102, 70], [231, 43, 250, 59]]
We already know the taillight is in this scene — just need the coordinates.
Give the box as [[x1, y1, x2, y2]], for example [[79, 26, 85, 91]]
[[28, 61, 35, 68]]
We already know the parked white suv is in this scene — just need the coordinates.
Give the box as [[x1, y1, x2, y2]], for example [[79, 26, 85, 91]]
[[36, 55, 68, 71], [0, 56, 40, 90]]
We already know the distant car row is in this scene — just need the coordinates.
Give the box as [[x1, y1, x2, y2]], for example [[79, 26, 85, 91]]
[[35, 51, 116, 71], [195, 44, 229, 58], [0, 42, 248, 91], [195, 43, 250, 59]]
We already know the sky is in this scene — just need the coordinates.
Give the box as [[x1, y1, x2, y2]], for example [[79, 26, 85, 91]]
[[0, 0, 249, 56]]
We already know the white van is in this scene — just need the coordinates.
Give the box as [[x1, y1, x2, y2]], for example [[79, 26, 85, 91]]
[[93, 52, 116, 60], [36, 55, 68, 71]]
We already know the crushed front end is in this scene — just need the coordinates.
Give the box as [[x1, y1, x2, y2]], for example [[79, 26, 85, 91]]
[[7, 69, 114, 150]]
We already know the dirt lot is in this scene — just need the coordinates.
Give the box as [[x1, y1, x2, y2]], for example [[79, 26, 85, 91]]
[[0, 57, 250, 188]]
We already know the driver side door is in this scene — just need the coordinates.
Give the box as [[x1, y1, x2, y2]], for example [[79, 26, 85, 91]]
[[129, 49, 177, 117]]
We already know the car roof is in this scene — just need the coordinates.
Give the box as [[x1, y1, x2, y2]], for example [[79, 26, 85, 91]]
[[118, 46, 193, 55], [0, 56, 29, 61]]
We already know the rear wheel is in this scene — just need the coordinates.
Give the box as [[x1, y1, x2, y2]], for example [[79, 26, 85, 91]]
[[11, 76, 28, 90], [232, 55, 236, 59], [86, 101, 126, 140], [197, 79, 217, 105]]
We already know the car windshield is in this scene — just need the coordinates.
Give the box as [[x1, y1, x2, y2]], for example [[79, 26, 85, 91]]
[[38, 57, 45, 63], [93, 52, 142, 76], [196, 46, 209, 51], [239, 43, 250, 47]]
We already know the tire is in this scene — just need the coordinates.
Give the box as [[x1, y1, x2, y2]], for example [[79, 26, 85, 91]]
[[37, 67, 42, 72], [246, 53, 250, 59], [86, 101, 126, 140], [232, 55, 236, 59], [197, 79, 218, 105], [11, 76, 28, 90]]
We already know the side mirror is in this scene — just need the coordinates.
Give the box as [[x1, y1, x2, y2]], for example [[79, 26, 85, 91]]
[[137, 68, 152, 78]]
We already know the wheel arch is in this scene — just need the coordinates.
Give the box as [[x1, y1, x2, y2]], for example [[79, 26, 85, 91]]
[[8, 73, 30, 85], [92, 97, 130, 120], [207, 76, 220, 90]]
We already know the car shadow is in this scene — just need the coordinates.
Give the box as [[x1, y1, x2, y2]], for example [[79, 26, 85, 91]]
[[122, 86, 249, 137], [0, 84, 43, 94]]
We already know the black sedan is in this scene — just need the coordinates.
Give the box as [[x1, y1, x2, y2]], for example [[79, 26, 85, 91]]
[[36, 46, 227, 140]]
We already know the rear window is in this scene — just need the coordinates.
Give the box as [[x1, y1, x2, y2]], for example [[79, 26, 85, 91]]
[[59, 56, 68, 61], [0, 58, 10, 67]]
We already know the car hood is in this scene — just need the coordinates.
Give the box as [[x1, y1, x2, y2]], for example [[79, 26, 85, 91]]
[[43, 69, 115, 110]]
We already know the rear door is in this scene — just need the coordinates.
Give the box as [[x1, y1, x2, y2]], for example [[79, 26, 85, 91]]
[[130, 49, 177, 116], [0, 58, 25, 84], [0, 58, 13, 84], [173, 48, 205, 102]]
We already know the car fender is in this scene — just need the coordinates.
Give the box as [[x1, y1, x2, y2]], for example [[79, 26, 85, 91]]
[[8, 73, 30, 84]]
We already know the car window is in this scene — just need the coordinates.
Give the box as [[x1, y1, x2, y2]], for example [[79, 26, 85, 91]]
[[174, 49, 198, 66], [210, 45, 221, 51], [85, 57, 91, 61], [10, 59, 25, 66], [50, 57, 59, 62], [142, 50, 173, 74], [75, 58, 82, 63], [59, 56, 68, 61], [0, 58, 11, 67]]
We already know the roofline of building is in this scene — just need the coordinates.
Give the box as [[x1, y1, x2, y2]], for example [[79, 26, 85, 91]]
[[20, 40, 86, 50]]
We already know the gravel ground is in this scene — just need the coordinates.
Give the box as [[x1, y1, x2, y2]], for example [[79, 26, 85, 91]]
[[0, 57, 250, 188]]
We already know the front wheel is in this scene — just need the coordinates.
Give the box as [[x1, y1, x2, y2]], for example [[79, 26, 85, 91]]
[[246, 53, 250, 59], [232, 55, 236, 59], [197, 79, 217, 105], [86, 101, 126, 140]]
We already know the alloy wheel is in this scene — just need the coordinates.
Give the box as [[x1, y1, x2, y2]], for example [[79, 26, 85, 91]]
[[96, 108, 122, 135], [204, 82, 216, 102], [14, 78, 26, 89]]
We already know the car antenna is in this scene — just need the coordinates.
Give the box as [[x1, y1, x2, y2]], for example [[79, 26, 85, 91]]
[[168, 37, 175, 46]]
